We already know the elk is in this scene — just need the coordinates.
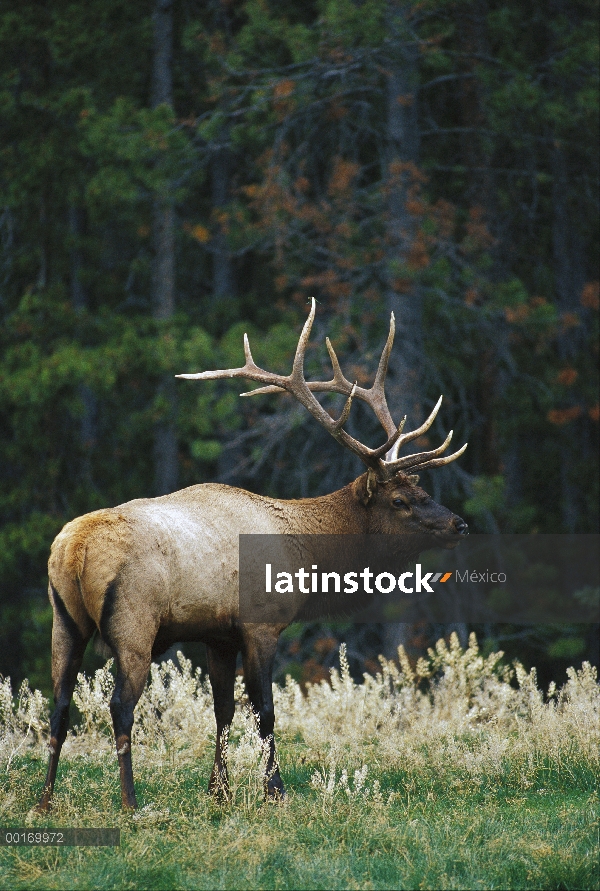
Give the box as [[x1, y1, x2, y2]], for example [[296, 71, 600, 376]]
[[37, 300, 468, 811]]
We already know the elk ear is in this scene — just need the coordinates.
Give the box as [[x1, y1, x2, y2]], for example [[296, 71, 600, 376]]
[[354, 468, 378, 505], [407, 474, 420, 485]]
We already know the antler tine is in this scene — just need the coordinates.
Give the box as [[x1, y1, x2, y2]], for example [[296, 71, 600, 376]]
[[262, 300, 406, 466], [306, 312, 398, 437], [240, 314, 398, 439], [387, 395, 443, 461], [178, 300, 405, 472], [404, 442, 468, 472], [385, 429, 454, 472], [175, 328, 285, 387], [243, 333, 254, 365], [291, 298, 316, 379], [177, 301, 468, 479], [238, 336, 352, 399], [331, 382, 357, 433], [367, 312, 396, 436], [240, 384, 286, 396], [374, 312, 395, 388], [325, 337, 352, 388]]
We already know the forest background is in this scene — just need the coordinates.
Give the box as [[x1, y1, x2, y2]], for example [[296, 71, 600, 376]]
[[0, 0, 598, 697]]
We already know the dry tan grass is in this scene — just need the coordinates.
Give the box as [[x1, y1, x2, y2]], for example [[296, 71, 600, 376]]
[[1, 633, 598, 797], [0, 636, 597, 890]]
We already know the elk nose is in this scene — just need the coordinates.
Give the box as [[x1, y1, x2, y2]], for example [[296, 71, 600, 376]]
[[454, 517, 469, 535]]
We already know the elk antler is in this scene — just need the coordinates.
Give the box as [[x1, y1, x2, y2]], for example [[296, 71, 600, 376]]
[[176, 299, 467, 480]]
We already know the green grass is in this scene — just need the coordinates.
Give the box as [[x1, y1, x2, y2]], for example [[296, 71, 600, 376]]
[[2, 639, 598, 889], [0, 744, 598, 891]]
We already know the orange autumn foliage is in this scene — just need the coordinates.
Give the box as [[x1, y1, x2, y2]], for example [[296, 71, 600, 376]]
[[581, 281, 599, 310], [505, 305, 530, 323], [547, 406, 582, 425], [273, 79, 295, 99], [327, 157, 360, 198], [556, 368, 578, 386], [191, 224, 211, 243], [432, 199, 455, 239], [407, 232, 430, 270], [561, 311, 580, 330], [327, 101, 348, 121], [294, 176, 310, 193]]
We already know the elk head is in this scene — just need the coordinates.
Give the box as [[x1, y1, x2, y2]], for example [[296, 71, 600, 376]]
[[352, 470, 468, 546], [177, 299, 468, 543]]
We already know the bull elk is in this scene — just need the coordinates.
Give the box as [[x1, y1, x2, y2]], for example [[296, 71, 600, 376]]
[[38, 300, 468, 811]]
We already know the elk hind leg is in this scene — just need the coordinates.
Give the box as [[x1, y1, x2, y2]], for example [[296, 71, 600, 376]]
[[242, 631, 285, 800], [206, 643, 238, 801], [102, 578, 157, 810], [38, 586, 92, 812], [109, 647, 151, 810]]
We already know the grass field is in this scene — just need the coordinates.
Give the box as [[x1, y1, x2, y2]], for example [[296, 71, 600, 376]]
[[1, 635, 598, 891]]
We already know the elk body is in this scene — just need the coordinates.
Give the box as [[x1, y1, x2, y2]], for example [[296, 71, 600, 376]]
[[38, 301, 468, 811]]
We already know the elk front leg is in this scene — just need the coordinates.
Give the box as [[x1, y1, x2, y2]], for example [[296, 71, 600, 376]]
[[109, 649, 150, 810], [241, 629, 285, 800], [206, 643, 238, 801], [37, 597, 91, 812]]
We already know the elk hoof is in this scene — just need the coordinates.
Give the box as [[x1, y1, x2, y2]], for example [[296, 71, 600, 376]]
[[208, 774, 231, 804], [121, 795, 138, 811], [35, 789, 53, 813], [265, 775, 286, 802], [34, 799, 52, 814], [208, 788, 231, 805]]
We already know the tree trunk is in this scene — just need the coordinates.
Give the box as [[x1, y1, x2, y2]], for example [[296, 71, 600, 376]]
[[152, 0, 173, 108], [382, 4, 423, 658], [212, 138, 243, 484], [212, 145, 236, 308], [69, 204, 97, 487], [384, 28, 422, 429], [456, 0, 500, 479], [38, 191, 48, 289], [552, 145, 584, 532], [151, 0, 178, 495]]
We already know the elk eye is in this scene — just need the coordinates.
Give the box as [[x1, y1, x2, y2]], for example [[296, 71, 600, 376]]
[[393, 498, 409, 509]]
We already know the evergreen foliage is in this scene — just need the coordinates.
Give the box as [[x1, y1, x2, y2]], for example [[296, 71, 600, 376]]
[[0, 0, 597, 691]]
